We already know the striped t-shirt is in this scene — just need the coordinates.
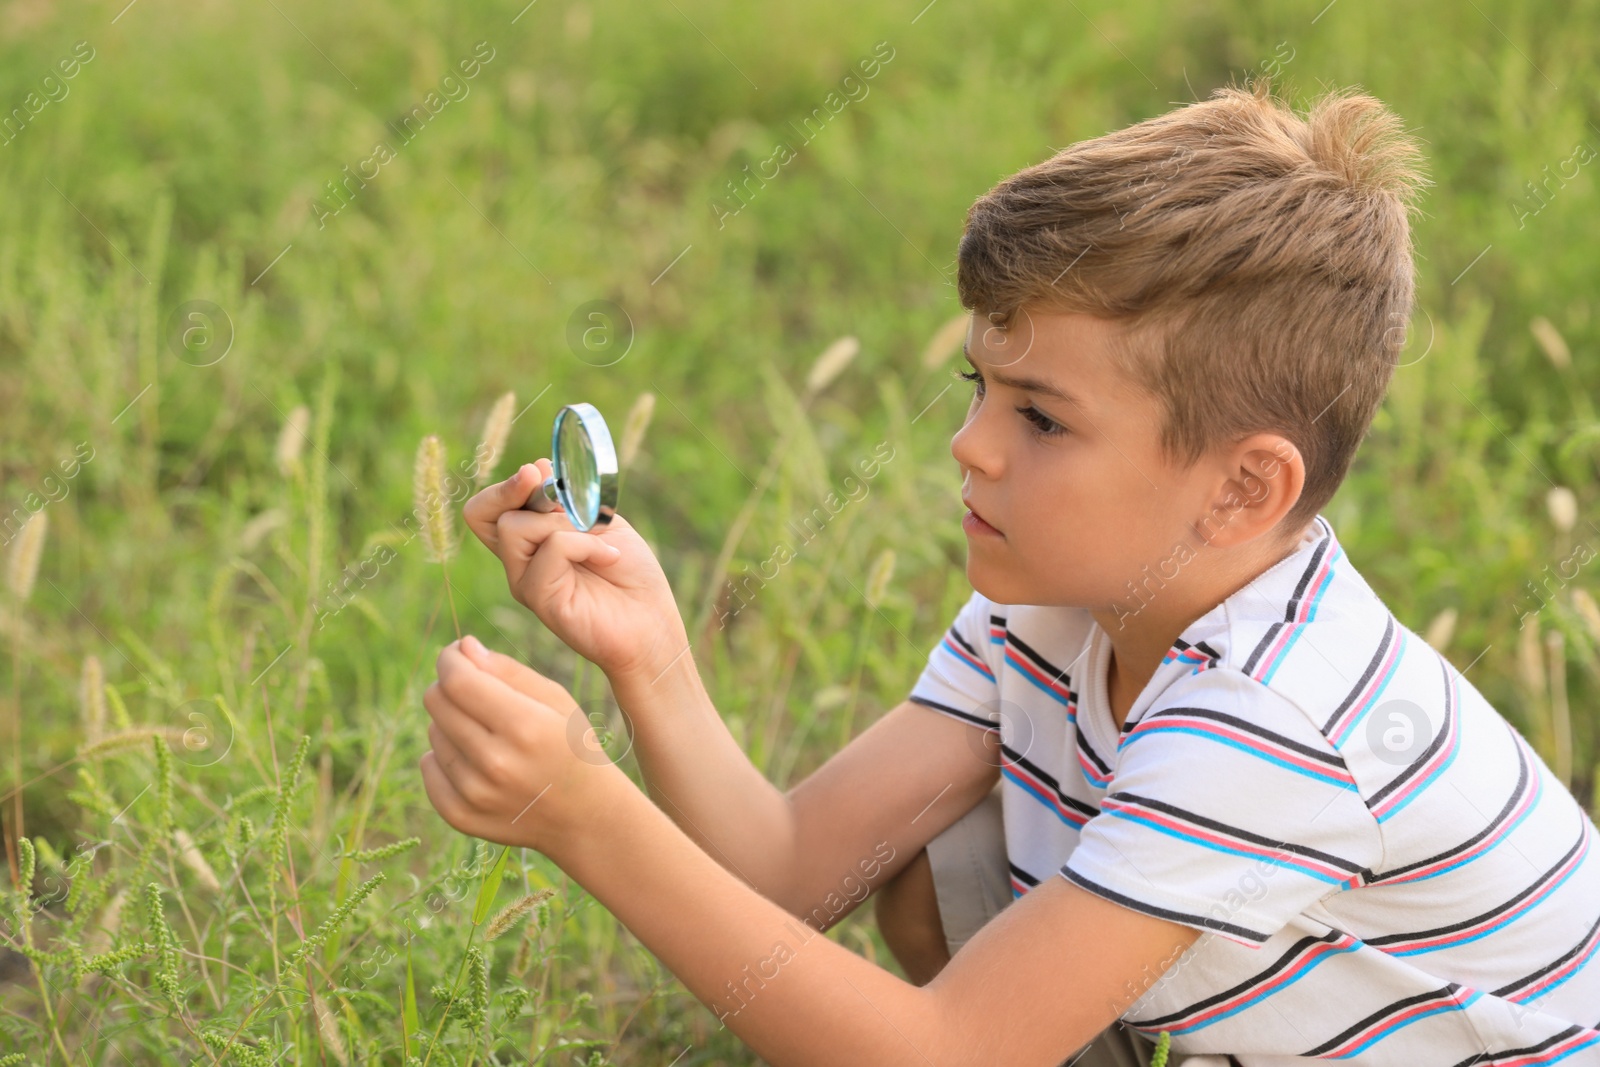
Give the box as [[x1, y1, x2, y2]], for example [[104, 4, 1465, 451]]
[[909, 514, 1600, 1065]]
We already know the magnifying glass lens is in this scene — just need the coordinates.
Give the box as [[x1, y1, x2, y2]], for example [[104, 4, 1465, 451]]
[[557, 410, 600, 530], [525, 401, 617, 531]]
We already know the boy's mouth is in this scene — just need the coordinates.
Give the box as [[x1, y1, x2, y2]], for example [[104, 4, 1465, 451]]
[[962, 498, 1003, 536]]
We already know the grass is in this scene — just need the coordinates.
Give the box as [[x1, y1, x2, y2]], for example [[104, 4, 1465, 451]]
[[1, 0, 1597, 1062]]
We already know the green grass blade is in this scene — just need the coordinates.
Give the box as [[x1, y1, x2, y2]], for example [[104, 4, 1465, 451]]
[[472, 845, 511, 926]]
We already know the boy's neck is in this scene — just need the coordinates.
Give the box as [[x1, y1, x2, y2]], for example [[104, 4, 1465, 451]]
[[1091, 522, 1312, 731]]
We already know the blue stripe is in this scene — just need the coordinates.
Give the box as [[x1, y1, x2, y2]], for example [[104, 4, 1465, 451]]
[[1006, 652, 1072, 706], [1103, 807, 1350, 885], [1262, 549, 1342, 685], [1119, 726, 1358, 791], [1389, 850, 1589, 956], [1167, 939, 1361, 1035], [941, 637, 994, 681], [1002, 765, 1088, 829], [1375, 729, 1461, 825], [1335, 989, 1482, 1058]]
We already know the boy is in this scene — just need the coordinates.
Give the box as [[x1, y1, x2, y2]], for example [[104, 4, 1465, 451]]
[[420, 79, 1600, 1066]]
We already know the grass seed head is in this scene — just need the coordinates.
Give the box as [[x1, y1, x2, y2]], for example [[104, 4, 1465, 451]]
[[920, 312, 970, 370], [804, 335, 860, 396], [474, 392, 517, 487], [81, 655, 106, 743], [275, 404, 310, 476], [1546, 486, 1577, 533], [619, 391, 656, 469], [414, 434, 458, 563], [1530, 316, 1570, 370], [485, 888, 557, 940], [6, 510, 47, 602]]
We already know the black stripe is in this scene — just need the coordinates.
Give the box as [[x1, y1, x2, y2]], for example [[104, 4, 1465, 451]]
[[1443, 1024, 1589, 1067], [1240, 621, 1285, 680], [1130, 706, 1350, 769], [1109, 791, 1373, 876], [1369, 718, 1532, 884], [908, 695, 997, 730], [1320, 614, 1398, 736], [1132, 929, 1345, 1028], [1001, 742, 1101, 823], [1366, 814, 1588, 948], [1369, 646, 1456, 806], [1004, 628, 1082, 692], [1239, 530, 1333, 675], [1010, 861, 1039, 888], [945, 623, 983, 663], [1281, 531, 1333, 622], [1061, 866, 1269, 943], [1077, 727, 1113, 779], [1002, 630, 1107, 778], [1301, 983, 1462, 1057], [1493, 908, 1600, 999]]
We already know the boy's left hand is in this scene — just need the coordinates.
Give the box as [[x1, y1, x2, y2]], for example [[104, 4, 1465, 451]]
[[419, 635, 629, 857]]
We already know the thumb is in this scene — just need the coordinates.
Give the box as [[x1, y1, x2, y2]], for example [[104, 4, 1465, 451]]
[[459, 635, 571, 707]]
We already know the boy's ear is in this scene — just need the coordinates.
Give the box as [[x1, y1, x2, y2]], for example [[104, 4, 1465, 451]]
[[1196, 432, 1305, 548]]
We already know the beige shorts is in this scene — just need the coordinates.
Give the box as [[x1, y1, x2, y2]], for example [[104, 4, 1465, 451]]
[[923, 780, 1196, 1067]]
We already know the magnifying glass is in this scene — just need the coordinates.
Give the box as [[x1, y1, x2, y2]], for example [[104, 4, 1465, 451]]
[[520, 402, 619, 532]]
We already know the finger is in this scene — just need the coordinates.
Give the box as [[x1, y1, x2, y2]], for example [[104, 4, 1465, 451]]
[[426, 718, 488, 801], [437, 639, 557, 735], [492, 506, 585, 565], [459, 635, 573, 708], [419, 750, 476, 828], [515, 528, 625, 588], [425, 723, 492, 812], [464, 460, 549, 549], [424, 677, 494, 753]]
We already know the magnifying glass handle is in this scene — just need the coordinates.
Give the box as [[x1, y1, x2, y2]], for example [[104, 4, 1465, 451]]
[[521, 473, 563, 513]]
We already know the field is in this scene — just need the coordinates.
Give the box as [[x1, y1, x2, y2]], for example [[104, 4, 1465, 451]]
[[1, 0, 1597, 1062]]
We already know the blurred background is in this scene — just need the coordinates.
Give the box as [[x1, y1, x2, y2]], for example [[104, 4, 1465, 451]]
[[1, 0, 1596, 1062]]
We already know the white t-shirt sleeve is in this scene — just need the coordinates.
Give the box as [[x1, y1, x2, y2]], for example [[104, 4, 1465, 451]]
[[1061, 667, 1383, 947], [908, 589, 1003, 730]]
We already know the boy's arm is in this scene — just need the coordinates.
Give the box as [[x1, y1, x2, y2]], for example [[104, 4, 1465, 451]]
[[549, 738, 1201, 1067], [610, 655, 1002, 924], [424, 638, 1202, 1067]]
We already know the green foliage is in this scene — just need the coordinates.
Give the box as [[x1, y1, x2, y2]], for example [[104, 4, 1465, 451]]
[[1150, 1029, 1172, 1067]]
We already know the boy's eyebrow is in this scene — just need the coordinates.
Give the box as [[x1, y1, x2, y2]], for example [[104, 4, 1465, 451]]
[[962, 343, 1086, 408]]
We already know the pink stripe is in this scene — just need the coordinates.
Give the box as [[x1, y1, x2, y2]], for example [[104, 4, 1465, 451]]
[[1133, 716, 1354, 784], [1296, 557, 1336, 622], [1395, 832, 1589, 953], [943, 637, 993, 679], [1078, 748, 1110, 785], [1373, 686, 1459, 817], [1101, 798, 1351, 882], [1175, 934, 1358, 1029], [1003, 759, 1088, 828], [1250, 558, 1334, 680], [1006, 649, 1072, 702], [1385, 772, 1541, 884], [1519, 926, 1600, 1002], [1331, 634, 1406, 744], [1498, 1028, 1600, 1067], [1324, 990, 1463, 1057]]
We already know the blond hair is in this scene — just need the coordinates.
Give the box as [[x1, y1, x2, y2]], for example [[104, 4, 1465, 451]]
[[956, 76, 1430, 536]]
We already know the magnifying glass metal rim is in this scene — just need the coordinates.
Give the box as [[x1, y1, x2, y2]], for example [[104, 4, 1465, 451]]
[[522, 401, 619, 532]]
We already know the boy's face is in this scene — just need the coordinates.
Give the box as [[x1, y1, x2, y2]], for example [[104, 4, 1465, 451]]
[[951, 307, 1228, 612]]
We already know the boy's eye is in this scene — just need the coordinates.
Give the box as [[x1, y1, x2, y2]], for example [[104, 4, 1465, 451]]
[[953, 367, 1069, 439]]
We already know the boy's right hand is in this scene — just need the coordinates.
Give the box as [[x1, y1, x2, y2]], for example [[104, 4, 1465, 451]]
[[463, 459, 690, 687]]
